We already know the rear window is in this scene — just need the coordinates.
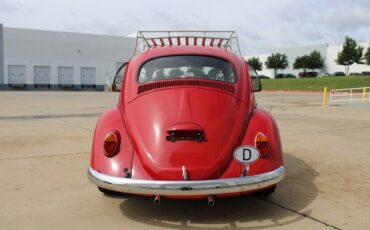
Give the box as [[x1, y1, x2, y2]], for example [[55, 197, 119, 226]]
[[138, 55, 236, 83]]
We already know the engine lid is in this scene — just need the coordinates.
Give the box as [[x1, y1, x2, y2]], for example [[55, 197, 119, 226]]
[[125, 87, 247, 180]]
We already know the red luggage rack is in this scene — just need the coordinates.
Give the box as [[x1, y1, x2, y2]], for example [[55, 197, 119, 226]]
[[133, 31, 242, 56]]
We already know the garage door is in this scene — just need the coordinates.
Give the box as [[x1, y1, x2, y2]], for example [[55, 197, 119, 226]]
[[81, 67, 96, 86], [8, 65, 26, 85], [34, 66, 51, 85], [58, 67, 74, 86]]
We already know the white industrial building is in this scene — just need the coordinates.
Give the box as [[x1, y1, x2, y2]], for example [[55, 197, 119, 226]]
[[245, 42, 370, 78], [0, 24, 135, 90], [1, 24, 369, 88]]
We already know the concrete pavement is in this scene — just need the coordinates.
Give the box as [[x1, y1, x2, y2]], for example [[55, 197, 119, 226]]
[[0, 91, 369, 229]]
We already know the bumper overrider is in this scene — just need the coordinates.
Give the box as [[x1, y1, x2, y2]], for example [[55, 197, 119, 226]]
[[88, 166, 285, 196]]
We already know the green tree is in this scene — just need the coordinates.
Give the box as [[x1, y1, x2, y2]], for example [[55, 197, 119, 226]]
[[365, 47, 370, 65], [247, 57, 263, 71], [293, 55, 310, 74], [336, 36, 364, 75], [265, 53, 289, 78], [308, 50, 324, 70], [169, 68, 184, 78], [294, 50, 324, 77]]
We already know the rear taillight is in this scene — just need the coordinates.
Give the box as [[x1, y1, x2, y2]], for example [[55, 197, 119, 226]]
[[103, 130, 120, 157], [255, 132, 269, 157]]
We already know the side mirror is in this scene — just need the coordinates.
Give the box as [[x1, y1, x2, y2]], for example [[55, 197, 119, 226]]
[[112, 62, 127, 92], [247, 65, 262, 92], [251, 76, 262, 92]]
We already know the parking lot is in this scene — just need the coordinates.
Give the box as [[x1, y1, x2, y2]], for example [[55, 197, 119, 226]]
[[0, 91, 369, 230]]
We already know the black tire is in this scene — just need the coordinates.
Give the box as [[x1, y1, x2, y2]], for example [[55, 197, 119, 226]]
[[97, 187, 123, 196], [257, 185, 276, 196]]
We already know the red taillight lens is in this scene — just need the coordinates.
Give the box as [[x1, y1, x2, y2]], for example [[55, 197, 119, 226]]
[[103, 130, 120, 157], [255, 132, 269, 157]]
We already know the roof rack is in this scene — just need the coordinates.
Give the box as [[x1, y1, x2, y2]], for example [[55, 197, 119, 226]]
[[133, 31, 241, 56]]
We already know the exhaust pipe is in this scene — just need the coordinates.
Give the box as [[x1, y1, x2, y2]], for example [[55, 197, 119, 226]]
[[207, 196, 215, 207], [154, 195, 161, 205]]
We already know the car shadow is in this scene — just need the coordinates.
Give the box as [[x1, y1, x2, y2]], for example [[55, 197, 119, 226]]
[[117, 153, 318, 229]]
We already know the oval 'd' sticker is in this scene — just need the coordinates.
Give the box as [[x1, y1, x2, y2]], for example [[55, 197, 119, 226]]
[[233, 146, 260, 163]]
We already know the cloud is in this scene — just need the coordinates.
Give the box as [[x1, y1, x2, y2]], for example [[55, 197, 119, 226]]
[[0, 0, 369, 55], [319, 6, 370, 30], [0, 0, 21, 13]]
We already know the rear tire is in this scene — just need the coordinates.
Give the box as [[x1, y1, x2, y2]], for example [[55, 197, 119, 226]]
[[97, 187, 124, 196], [257, 185, 276, 196]]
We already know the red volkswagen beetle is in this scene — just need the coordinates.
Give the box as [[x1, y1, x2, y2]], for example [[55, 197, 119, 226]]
[[88, 31, 284, 205]]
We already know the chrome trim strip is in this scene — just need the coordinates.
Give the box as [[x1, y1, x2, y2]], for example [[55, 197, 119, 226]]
[[88, 166, 285, 196]]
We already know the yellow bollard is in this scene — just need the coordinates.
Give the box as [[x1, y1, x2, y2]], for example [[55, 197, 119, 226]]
[[323, 87, 328, 107], [362, 87, 366, 103]]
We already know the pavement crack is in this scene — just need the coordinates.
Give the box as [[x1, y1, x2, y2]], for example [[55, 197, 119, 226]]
[[58, 118, 94, 133], [285, 125, 370, 137], [258, 197, 342, 230], [0, 112, 101, 120], [0, 152, 90, 161]]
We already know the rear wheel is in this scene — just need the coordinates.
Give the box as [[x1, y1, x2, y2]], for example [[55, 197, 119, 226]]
[[257, 185, 276, 196], [97, 187, 124, 196]]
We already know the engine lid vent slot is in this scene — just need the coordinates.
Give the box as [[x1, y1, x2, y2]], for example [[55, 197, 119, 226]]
[[137, 79, 235, 95]]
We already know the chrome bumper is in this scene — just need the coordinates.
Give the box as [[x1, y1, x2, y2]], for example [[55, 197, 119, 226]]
[[88, 166, 285, 196]]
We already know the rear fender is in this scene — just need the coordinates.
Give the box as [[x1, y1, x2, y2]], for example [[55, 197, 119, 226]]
[[244, 108, 283, 174], [221, 108, 283, 178], [90, 108, 133, 177]]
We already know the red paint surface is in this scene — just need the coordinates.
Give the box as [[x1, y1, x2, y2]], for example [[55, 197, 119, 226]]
[[90, 45, 284, 197]]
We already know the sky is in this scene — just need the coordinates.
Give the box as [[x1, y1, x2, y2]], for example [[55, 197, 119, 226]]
[[0, 0, 369, 55]]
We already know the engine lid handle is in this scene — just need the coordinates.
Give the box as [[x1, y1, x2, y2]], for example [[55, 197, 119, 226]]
[[166, 123, 207, 142]]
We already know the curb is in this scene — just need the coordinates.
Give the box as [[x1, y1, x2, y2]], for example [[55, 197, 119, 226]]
[[262, 90, 323, 93]]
